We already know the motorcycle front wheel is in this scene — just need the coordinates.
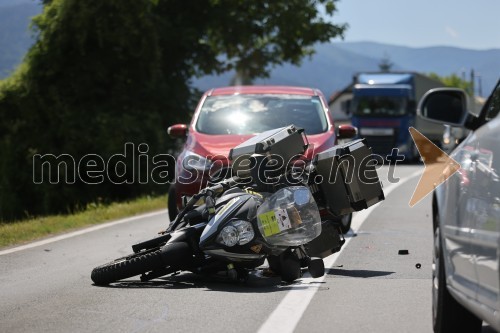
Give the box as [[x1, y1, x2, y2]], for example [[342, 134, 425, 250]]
[[91, 242, 190, 285]]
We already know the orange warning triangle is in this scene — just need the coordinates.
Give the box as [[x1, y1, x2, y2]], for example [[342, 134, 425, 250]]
[[409, 127, 461, 207]]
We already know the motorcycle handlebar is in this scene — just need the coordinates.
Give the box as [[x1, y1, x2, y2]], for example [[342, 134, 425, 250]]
[[167, 176, 241, 232], [206, 176, 241, 194]]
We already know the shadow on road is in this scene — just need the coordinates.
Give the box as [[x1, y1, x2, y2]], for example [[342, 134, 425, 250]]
[[93, 269, 327, 293], [93, 267, 394, 291], [326, 268, 395, 278]]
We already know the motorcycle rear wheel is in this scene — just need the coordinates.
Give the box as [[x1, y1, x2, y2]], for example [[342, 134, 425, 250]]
[[91, 249, 165, 286]]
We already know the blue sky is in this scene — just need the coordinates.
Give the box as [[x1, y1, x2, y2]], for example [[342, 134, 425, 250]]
[[332, 0, 500, 50]]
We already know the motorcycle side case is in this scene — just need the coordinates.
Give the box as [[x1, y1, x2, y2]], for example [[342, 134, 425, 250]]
[[313, 139, 384, 216], [228, 125, 307, 176], [304, 220, 343, 259]]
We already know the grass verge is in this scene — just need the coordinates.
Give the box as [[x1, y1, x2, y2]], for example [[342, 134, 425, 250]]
[[0, 195, 167, 249]]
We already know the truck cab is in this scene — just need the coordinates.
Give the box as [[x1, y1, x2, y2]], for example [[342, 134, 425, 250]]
[[350, 72, 444, 161]]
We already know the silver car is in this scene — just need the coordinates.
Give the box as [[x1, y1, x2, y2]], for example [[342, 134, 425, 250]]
[[419, 81, 500, 332]]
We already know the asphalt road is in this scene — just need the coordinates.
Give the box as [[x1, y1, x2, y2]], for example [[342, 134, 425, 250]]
[[0, 165, 494, 332]]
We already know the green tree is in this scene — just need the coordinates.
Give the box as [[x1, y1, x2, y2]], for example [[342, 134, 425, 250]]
[[378, 53, 393, 72], [0, 0, 347, 220], [428, 72, 472, 94]]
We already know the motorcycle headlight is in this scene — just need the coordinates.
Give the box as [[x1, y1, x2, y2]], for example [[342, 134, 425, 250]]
[[217, 220, 255, 247], [182, 151, 212, 171]]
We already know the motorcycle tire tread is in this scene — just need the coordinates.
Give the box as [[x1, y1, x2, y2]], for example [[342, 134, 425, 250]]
[[91, 249, 165, 285]]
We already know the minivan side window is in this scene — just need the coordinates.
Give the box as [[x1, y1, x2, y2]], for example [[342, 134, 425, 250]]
[[485, 84, 500, 120]]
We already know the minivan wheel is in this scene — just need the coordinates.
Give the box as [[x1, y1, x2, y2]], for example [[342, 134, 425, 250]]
[[168, 185, 178, 222], [432, 226, 482, 333]]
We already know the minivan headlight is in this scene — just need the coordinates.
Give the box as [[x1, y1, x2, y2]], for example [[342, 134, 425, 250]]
[[216, 220, 255, 247]]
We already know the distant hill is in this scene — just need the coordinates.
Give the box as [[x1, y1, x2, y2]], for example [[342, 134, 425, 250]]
[[1, 2, 498, 97], [0, 1, 41, 78], [195, 42, 500, 98], [193, 43, 384, 99], [335, 41, 500, 97]]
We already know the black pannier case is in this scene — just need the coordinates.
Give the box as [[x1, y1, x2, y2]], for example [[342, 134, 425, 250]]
[[313, 138, 384, 216]]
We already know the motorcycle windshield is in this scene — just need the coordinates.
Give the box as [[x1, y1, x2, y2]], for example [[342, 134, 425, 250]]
[[256, 186, 321, 246]]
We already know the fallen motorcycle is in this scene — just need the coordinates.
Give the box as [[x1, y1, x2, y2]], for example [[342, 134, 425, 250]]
[[91, 125, 384, 285]]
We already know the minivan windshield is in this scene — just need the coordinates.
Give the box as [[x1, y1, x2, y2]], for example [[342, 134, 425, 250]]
[[352, 96, 409, 117], [195, 95, 328, 135]]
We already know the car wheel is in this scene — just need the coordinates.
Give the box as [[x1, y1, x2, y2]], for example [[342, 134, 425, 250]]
[[168, 185, 178, 222], [432, 225, 482, 333]]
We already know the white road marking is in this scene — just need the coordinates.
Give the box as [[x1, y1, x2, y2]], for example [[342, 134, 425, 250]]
[[257, 170, 421, 333], [0, 210, 168, 256]]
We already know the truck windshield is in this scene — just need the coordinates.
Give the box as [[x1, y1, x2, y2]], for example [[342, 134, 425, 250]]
[[195, 95, 328, 135], [352, 96, 408, 117]]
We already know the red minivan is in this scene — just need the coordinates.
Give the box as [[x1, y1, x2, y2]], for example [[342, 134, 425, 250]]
[[168, 86, 356, 232]]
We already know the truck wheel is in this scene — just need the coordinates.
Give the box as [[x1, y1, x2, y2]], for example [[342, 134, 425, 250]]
[[168, 185, 178, 222], [432, 226, 482, 333]]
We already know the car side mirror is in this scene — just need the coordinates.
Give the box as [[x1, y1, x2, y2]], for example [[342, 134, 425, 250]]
[[417, 88, 468, 126], [337, 124, 357, 139], [167, 124, 188, 138]]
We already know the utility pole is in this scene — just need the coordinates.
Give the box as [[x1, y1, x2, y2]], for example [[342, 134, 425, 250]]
[[469, 69, 475, 97], [477, 74, 482, 97]]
